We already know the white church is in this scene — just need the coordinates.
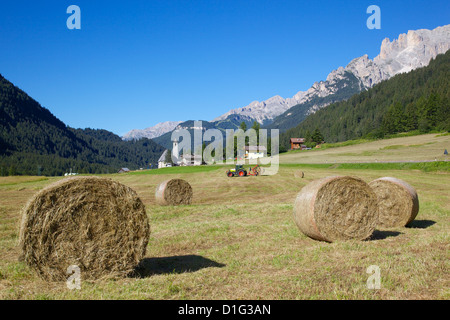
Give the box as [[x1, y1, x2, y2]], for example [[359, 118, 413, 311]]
[[158, 139, 202, 168]]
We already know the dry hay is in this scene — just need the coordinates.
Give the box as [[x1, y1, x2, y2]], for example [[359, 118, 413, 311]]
[[369, 177, 419, 228], [18, 176, 150, 281], [294, 170, 305, 178], [155, 179, 193, 205], [293, 176, 378, 242]]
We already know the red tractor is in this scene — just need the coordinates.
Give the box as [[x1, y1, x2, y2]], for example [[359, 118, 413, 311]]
[[226, 165, 261, 177]]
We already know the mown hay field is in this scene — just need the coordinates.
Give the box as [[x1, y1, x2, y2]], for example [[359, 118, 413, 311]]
[[281, 133, 450, 164], [0, 135, 449, 300]]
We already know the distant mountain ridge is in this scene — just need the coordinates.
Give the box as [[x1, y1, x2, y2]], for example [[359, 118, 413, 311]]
[[218, 24, 450, 130], [279, 49, 450, 147], [122, 121, 182, 141], [152, 115, 255, 150], [123, 25, 450, 141]]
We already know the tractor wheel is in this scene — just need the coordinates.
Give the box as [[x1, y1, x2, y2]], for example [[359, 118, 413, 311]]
[[227, 171, 233, 177], [238, 170, 245, 177]]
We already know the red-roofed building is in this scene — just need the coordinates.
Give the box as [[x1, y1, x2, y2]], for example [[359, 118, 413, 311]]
[[290, 138, 305, 150]]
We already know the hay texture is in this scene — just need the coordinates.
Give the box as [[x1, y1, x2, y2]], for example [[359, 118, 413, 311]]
[[293, 176, 378, 242], [369, 177, 419, 228], [294, 171, 305, 178], [19, 176, 150, 281], [155, 179, 193, 206]]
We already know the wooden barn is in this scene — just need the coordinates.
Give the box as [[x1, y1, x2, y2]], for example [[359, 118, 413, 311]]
[[290, 138, 305, 150]]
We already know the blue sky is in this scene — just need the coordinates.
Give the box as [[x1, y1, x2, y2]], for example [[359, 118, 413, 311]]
[[0, 0, 449, 136]]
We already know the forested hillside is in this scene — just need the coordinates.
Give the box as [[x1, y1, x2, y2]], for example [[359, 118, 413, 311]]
[[0, 74, 164, 176], [280, 50, 450, 149]]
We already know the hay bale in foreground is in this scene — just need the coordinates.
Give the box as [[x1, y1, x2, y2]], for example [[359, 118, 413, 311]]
[[369, 177, 419, 228], [155, 179, 193, 206], [19, 176, 150, 281], [293, 176, 378, 242]]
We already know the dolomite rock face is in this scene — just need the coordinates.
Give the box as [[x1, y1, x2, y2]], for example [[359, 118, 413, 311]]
[[213, 25, 450, 125], [213, 94, 307, 125], [374, 26, 450, 77], [123, 25, 450, 136]]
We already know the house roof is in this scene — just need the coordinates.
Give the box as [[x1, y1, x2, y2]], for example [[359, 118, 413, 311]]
[[290, 138, 305, 143], [118, 168, 130, 172], [158, 150, 168, 162]]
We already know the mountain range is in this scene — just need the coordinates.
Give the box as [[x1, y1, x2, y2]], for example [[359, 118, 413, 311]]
[[123, 24, 450, 143], [279, 49, 449, 147], [122, 121, 182, 141], [220, 24, 450, 129], [1, 25, 449, 175]]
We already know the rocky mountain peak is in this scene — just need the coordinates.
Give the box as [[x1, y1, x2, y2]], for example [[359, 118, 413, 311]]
[[374, 25, 450, 76], [122, 121, 182, 140], [124, 25, 450, 138]]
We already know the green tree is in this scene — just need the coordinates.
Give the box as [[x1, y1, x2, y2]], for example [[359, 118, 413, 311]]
[[8, 165, 16, 176], [251, 121, 261, 144], [311, 128, 324, 144], [382, 102, 407, 134]]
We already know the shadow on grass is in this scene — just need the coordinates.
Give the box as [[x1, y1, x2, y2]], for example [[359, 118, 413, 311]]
[[369, 230, 403, 240], [131, 255, 225, 278], [406, 220, 436, 229]]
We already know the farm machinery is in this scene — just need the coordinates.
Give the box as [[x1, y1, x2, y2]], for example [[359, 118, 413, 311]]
[[226, 165, 262, 177]]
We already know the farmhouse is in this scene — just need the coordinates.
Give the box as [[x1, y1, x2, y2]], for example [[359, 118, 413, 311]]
[[290, 138, 305, 150], [245, 146, 267, 159], [117, 168, 130, 173], [181, 154, 203, 166]]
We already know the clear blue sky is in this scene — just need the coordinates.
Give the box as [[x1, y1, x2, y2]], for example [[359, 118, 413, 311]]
[[0, 0, 448, 136]]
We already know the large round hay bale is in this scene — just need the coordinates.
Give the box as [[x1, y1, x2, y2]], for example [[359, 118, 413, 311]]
[[293, 176, 378, 242], [155, 179, 193, 205], [18, 176, 150, 281], [369, 177, 419, 228]]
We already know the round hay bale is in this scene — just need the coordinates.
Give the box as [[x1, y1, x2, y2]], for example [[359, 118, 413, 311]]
[[293, 176, 378, 242], [155, 179, 193, 206], [18, 176, 150, 281], [294, 171, 305, 178], [369, 177, 419, 228]]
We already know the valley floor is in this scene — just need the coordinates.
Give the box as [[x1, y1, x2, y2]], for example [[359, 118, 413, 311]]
[[0, 133, 449, 299], [280, 133, 450, 164]]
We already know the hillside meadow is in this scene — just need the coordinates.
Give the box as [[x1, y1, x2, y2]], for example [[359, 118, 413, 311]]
[[0, 134, 448, 299]]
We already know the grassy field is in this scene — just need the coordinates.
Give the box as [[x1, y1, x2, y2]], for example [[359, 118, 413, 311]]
[[281, 133, 450, 164], [0, 134, 449, 300]]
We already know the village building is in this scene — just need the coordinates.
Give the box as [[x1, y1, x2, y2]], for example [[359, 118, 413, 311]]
[[290, 138, 306, 150], [180, 154, 203, 166], [245, 146, 267, 159]]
